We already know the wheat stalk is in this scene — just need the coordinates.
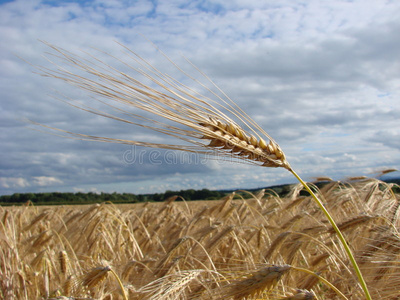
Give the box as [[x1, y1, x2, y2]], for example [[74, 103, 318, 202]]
[[30, 41, 371, 299]]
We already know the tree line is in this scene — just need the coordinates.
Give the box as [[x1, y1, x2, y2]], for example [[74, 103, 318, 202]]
[[0, 188, 225, 205]]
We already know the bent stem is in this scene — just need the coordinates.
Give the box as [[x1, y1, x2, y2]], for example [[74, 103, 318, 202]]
[[109, 268, 128, 300], [291, 266, 348, 300], [288, 168, 372, 300]]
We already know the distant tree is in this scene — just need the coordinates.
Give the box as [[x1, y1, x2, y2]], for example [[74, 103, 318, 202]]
[[152, 193, 164, 202]]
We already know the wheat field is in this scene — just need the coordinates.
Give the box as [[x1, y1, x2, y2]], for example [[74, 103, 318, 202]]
[[1, 177, 399, 299]]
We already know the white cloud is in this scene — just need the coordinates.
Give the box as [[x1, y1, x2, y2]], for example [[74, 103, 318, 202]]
[[0, 177, 30, 189], [33, 176, 63, 186], [369, 129, 400, 150]]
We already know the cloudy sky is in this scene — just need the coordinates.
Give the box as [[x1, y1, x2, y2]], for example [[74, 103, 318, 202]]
[[1, 0, 399, 195]]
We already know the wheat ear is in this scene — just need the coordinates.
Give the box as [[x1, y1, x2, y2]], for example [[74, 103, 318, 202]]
[[80, 266, 128, 300], [219, 265, 291, 299], [31, 42, 371, 300]]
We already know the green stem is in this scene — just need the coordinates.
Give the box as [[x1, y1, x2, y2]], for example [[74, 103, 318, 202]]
[[289, 168, 372, 300]]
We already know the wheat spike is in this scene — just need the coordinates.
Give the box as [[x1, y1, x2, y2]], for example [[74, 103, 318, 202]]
[[78, 265, 128, 300], [281, 289, 316, 299], [219, 265, 291, 300], [80, 266, 111, 289], [59, 250, 69, 275], [377, 168, 398, 176], [346, 176, 368, 181], [327, 214, 373, 234], [2, 210, 9, 226], [199, 118, 288, 168], [30, 41, 290, 170], [63, 275, 73, 296], [313, 176, 333, 182], [137, 269, 203, 300]]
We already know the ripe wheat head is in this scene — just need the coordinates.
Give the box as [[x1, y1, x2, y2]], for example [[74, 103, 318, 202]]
[[31, 41, 290, 170]]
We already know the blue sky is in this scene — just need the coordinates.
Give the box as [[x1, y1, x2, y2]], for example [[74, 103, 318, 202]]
[[1, 0, 399, 195]]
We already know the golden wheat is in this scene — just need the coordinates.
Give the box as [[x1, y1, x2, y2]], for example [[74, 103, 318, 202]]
[[0, 179, 400, 298], [280, 289, 315, 299], [215, 265, 291, 300]]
